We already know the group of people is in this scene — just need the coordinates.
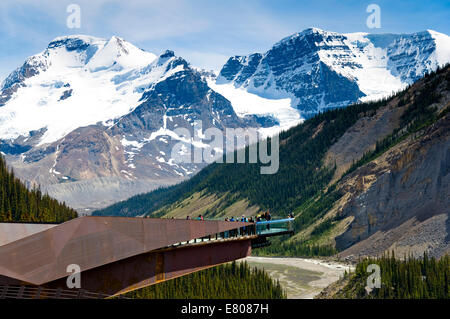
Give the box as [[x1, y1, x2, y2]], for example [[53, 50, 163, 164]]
[[255, 211, 272, 222], [225, 215, 254, 223], [186, 210, 294, 223], [186, 215, 204, 220], [226, 211, 273, 223], [186, 211, 294, 223], [223, 211, 271, 223], [183, 210, 295, 239]]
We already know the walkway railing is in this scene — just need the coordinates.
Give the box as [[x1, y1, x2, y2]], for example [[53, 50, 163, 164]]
[[255, 218, 294, 236], [170, 218, 294, 248], [0, 284, 125, 299]]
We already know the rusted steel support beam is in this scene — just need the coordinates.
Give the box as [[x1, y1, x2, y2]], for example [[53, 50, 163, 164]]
[[43, 238, 252, 297]]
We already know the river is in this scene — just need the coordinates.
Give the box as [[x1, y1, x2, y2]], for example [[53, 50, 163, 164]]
[[242, 256, 354, 299]]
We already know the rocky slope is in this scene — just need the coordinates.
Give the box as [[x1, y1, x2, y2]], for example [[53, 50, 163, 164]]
[[217, 28, 450, 116], [0, 36, 265, 212], [1, 29, 449, 212], [317, 66, 450, 259], [334, 109, 450, 259], [96, 65, 450, 260]]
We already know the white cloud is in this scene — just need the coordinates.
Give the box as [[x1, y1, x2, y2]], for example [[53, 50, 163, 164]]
[[0, 0, 299, 74]]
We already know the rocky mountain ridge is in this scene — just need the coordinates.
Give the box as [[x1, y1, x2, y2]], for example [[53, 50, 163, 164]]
[[0, 35, 262, 212], [217, 28, 450, 116], [1, 28, 449, 212]]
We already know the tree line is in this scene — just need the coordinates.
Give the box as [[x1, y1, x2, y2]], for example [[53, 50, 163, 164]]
[[335, 253, 449, 299], [94, 65, 449, 260], [0, 155, 77, 223], [123, 261, 286, 299], [93, 82, 394, 219], [254, 241, 337, 258]]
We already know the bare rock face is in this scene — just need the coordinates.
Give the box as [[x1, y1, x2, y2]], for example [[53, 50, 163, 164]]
[[218, 28, 450, 116], [334, 108, 450, 259], [1, 30, 449, 213], [41, 176, 182, 214], [324, 98, 406, 182], [302, 65, 450, 259], [0, 36, 263, 212]]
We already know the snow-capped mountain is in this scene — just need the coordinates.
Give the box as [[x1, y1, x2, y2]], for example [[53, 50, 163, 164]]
[[216, 28, 450, 117], [0, 35, 264, 212], [0, 35, 158, 145], [0, 28, 449, 212]]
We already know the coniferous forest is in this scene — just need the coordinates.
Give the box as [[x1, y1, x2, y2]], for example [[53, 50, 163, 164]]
[[333, 254, 449, 299], [124, 261, 286, 299], [253, 241, 338, 258], [93, 66, 450, 261], [95, 65, 449, 225], [2, 66, 447, 300], [0, 156, 77, 223], [93, 94, 391, 218], [0, 154, 283, 299]]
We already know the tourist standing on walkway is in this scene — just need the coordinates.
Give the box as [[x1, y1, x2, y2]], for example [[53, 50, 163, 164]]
[[266, 210, 271, 230]]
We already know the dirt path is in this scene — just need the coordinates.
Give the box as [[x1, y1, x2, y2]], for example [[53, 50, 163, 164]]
[[243, 256, 354, 299]]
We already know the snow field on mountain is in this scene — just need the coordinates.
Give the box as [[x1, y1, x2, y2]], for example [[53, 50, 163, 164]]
[[429, 30, 450, 66], [220, 28, 450, 111], [207, 79, 302, 136], [0, 36, 179, 146], [1, 30, 449, 149]]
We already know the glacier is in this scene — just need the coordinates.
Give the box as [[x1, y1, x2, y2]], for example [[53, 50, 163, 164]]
[[216, 28, 450, 117]]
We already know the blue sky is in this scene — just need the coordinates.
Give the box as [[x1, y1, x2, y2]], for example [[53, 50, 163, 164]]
[[0, 0, 449, 81]]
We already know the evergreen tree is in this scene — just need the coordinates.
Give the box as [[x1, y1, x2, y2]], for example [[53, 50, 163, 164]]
[[334, 254, 449, 299], [123, 261, 286, 299], [0, 155, 77, 223]]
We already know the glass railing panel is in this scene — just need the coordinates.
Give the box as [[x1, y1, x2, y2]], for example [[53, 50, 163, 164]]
[[255, 218, 294, 235], [168, 218, 294, 248]]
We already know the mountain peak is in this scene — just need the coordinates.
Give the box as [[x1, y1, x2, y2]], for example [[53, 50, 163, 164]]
[[47, 34, 104, 50], [46, 34, 158, 72], [274, 27, 338, 48], [217, 28, 450, 115], [50, 34, 103, 42], [160, 50, 175, 59], [109, 35, 123, 41], [303, 27, 325, 34]]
